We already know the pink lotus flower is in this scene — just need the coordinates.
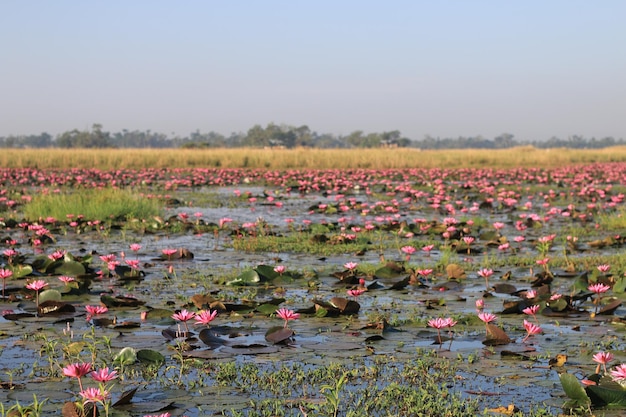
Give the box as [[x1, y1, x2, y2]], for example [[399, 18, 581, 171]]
[[421, 245, 435, 256], [0, 268, 13, 299], [26, 279, 48, 312], [273, 265, 286, 275], [126, 259, 141, 270], [522, 319, 542, 342], [475, 299, 484, 311], [79, 386, 109, 404], [129, 243, 142, 253], [90, 367, 118, 382], [172, 309, 196, 333], [400, 245, 416, 261], [85, 305, 108, 321], [219, 217, 233, 228], [63, 362, 92, 391], [478, 312, 497, 324], [344, 262, 358, 271], [593, 351, 614, 374], [276, 308, 299, 328], [588, 283, 611, 294], [25, 279, 48, 292], [611, 364, 626, 384], [162, 248, 177, 260], [477, 268, 493, 290], [597, 264, 611, 273], [522, 305, 540, 316], [194, 309, 218, 327], [347, 289, 365, 299], [48, 249, 65, 261], [58, 275, 75, 284]]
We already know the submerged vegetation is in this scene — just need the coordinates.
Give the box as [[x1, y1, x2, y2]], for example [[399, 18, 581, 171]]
[[1, 152, 626, 415]]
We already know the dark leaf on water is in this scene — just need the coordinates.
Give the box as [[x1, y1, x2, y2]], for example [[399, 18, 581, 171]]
[[265, 326, 294, 345], [198, 328, 227, 348], [483, 323, 511, 346], [329, 297, 360, 315], [1, 312, 35, 321], [492, 283, 517, 294], [101, 295, 146, 308], [598, 299, 622, 315], [388, 276, 411, 290], [364, 335, 385, 342], [61, 401, 81, 417], [38, 300, 76, 316], [112, 386, 138, 407]]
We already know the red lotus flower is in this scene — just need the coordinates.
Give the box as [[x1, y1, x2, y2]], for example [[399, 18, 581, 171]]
[[522, 319, 542, 342], [63, 362, 92, 391], [276, 308, 299, 328], [90, 367, 118, 383], [194, 309, 218, 327], [172, 309, 195, 334], [25, 279, 48, 292], [0, 268, 13, 299], [85, 305, 108, 321], [478, 312, 497, 324], [79, 386, 109, 404], [593, 351, 614, 374]]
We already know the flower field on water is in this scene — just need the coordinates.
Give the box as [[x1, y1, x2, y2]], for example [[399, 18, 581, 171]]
[[1, 162, 626, 416]]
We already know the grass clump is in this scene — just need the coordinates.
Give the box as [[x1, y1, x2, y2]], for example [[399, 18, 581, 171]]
[[23, 188, 162, 222]]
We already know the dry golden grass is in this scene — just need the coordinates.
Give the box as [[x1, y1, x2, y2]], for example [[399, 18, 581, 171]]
[[2, 146, 626, 170]]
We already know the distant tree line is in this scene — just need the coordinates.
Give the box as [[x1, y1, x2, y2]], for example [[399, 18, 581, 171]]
[[0, 123, 623, 149]]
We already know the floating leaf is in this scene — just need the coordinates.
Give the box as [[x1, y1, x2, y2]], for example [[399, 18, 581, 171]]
[[198, 329, 227, 348], [255, 264, 279, 281], [256, 303, 279, 315], [8, 264, 33, 278], [137, 349, 165, 366], [265, 326, 294, 345], [112, 386, 139, 407], [61, 342, 86, 357], [227, 269, 260, 286], [61, 401, 81, 417], [114, 347, 137, 366], [329, 297, 360, 315], [38, 300, 76, 316], [38, 289, 63, 303], [483, 323, 511, 346], [54, 260, 86, 276], [446, 264, 466, 280], [560, 372, 590, 407], [598, 299, 622, 315], [586, 385, 626, 407]]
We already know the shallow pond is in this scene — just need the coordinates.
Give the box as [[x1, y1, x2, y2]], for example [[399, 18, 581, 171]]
[[1, 167, 626, 416]]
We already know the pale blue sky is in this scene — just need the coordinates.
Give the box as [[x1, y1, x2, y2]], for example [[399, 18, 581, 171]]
[[1, 1, 624, 141]]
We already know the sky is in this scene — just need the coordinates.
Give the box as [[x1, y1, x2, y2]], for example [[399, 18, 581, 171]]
[[1, 1, 625, 141]]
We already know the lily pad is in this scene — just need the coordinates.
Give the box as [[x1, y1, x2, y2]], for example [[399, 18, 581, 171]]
[[265, 326, 294, 344], [137, 349, 165, 366], [560, 372, 591, 408]]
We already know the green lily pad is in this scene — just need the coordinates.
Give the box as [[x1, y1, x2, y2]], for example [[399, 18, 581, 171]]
[[254, 264, 279, 281], [39, 289, 62, 303], [114, 347, 137, 366], [256, 303, 279, 315], [586, 384, 626, 407], [54, 260, 86, 276], [9, 264, 33, 278], [560, 372, 591, 408], [227, 269, 260, 286], [137, 349, 165, 366]]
